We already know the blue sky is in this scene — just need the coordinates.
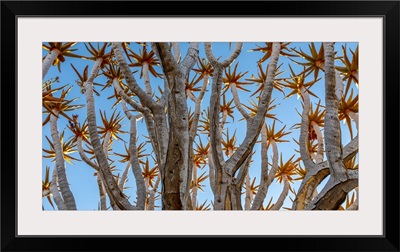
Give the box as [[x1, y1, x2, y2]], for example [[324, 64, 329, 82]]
[[42, 42, 358, 210]]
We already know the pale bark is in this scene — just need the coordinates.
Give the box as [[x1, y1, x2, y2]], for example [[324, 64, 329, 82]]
[[97, 174, 107, 210], [225, 43, 280, 178], [103, 131, 111, 159], [208, 65, 226, 193], [78, 137, 109, 210], [335, 70, 344, 102], [186, 89, 197, 102], [220, 110, 228, 132], [113, 80, 161, 167], [252, 136, 280, 210], [189, 75, 209, 140], [154, 42, 199, 210], [180, 42, 200, 76], [42, 49, 59, 79], [346, 187, 359, 210], [251, 123, 269, 210], [346, 110, 359, 131], [148, 174, 161, 210], [311, 121, 324, 163], [293, 135, 358, 210], [77, 137, 99, 171], [270, 139, 279, 185], [323, 42, 348, 182], [270, 176, 290, 210], [191, 164, 198, 210], [142, 62, 152, 96], [50, 168, 67, 210], [305, 169, 358, 210], [127, 112, 146, 210], [207, 152, 217, 195], [291, 87, 320, 209], [205, 42, 242, 210], [113, 79, 146, 113], [112, 43, 157, 110], [49, 111, 77, 210], [206, 42, 279, 210], [84, 58, 135, 210], [230, 83, 250, 120], [119, 162, 131, 191], [244, 173, 252, 210], [179, 44, 201, 210], [172, 42, 181, 62], [299, 87, 315, 170]]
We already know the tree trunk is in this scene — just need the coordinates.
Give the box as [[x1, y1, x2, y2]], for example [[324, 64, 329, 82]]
[[50, 168, 66, 210], [97, 174, 107, 210], [42, 48, 59, 79], [270, 176, 290, 210], [323, 42, 348, 182], [49, 111, 77, 210], [84, 58, 136, 210]]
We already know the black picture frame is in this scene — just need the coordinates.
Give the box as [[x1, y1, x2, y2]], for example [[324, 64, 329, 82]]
[[1, 1, 399, 251]]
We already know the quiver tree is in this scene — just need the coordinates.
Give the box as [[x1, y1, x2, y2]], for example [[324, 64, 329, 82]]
[[42, 41, 359, 211]]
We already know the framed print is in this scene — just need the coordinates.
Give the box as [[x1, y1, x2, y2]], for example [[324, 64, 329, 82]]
[[1, 1, 399, 251]]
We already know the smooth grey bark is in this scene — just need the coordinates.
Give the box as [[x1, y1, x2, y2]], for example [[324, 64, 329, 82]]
[[191, 164, 198, 209], [42, 49, 59, 80], [224, 43, 280, 178], [84, 58, 136, 210], [205, 42, 280, 210], [50, 168, 67, 210], [299, 87, 315, 170], [112, 43, 157, 111], [292, 43, 358, 210], [251, 136, 280, 210], [270, 177, 290, 210], [119, 162, 131, 191], [148, 175, 161, 210], [123, 103, 146, 210], [49, 111, 77, 210], [250, 123, 269, 210], [77, 137, 99, 171], [244, 173, 252, 210], [205, 43, 240, 210], [97, 174, 107, 210]]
